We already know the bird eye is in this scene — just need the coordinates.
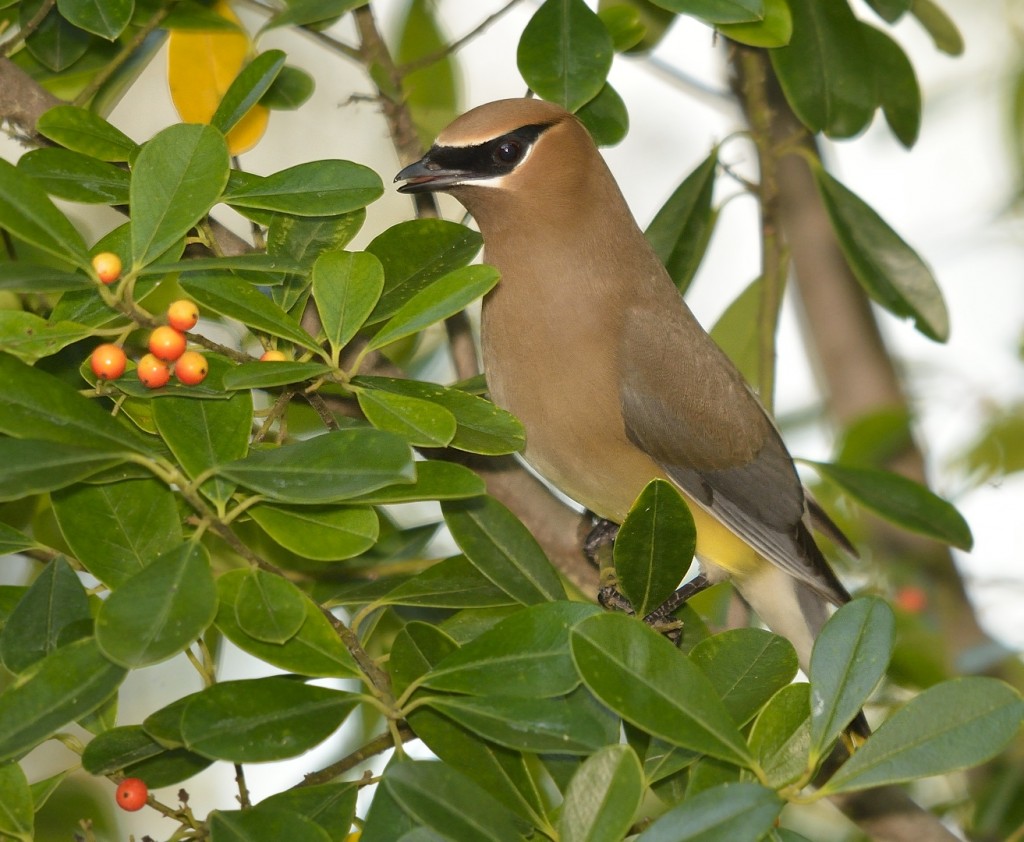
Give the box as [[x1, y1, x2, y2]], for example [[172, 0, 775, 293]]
[[494, 139, 523, 164]]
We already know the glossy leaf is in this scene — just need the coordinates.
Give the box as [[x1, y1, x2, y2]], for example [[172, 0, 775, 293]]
[[717, 0, 792, 47], [559, 744, 644, 842], [260, 782, 359, 841], [636, 781, 783, 841], [614, 479, 696, 619], [0, 761, 32, 842], [645, 148, 718, 293], [649, 0, 764, 23], [261, 0, 367, 32], [911, 0, 963, 56], [571, 613, 753, 765], [0, 525, 38, 557], [181, 272, 321, 352], [269, 212, 366, 270], [0, 438, 125, 501], [96, 542, 217, 668], [769, 0, 876, 138], [396, 0, 459, 147], [209, 806, 333, 842], [709, 276, 762, 387], [691, 628, 798, 726], [821, 678, 1023, 793], [218, 428, 414, 504], [130, 124, 229, 268], [366, 220, 482, 322], [215, 570, 358, 677], [391, 622, 460, 694], [52, 478, 183, 588], [0, 557, 90, 674], [221, 360, 334, 391], [342, 460, 486, 504], [813, 167, 948, 341], [748, 683, 811, 788], [0, 160, 90, 268], [35, 104, 138, 161], [366, 264, 499, 353], [234, 569, 308, 644], [0, 264, 92, 294], [211, 49, 286, 136], [808, 597, 894, 759], [261, 65, 316, 110], [380, 555, 515, 609], [57, 0, 132, 39], [517, 0, 614, 112], [250, 503, 379, 561], [863, 25, 920, 148], [81, 723, 212, 788], [18, 149, 130, 204], [423, 602, 601, 697], [576, 83, 629, 147], [357, 388, 457, 447], [0, 638, 125, 763], [312, 250, 385, 358], [223, 161, 383, 216], [597, 4, 646, 51], [181, 676, 357, 762], [21, 0, 91, 72], [805, 460, 972, 549], [443, 497, 566, 605], [0, 311, 95, 364]]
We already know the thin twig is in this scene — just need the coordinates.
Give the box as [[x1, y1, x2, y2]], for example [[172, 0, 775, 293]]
[[295, 724, 416, 788], [0, 0, 55, 59]]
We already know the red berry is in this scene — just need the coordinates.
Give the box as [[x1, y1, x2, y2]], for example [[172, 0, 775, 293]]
[[167, 299, 199, 332], [115, 777, 148, 812], [90, 344, 126, 380], [137, 353, 171, 389], [92, 252, 122, 284], [260, 349, 287, 362], [149, 326, 187, 362], [175, 350, 208, 385], [895, 586, 928, 614]]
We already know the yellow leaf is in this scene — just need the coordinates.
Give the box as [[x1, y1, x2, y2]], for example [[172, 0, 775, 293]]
[[166, 0, 269, 155]]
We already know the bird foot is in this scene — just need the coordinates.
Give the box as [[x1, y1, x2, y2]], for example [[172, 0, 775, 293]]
[[583, 516, 620, 567]]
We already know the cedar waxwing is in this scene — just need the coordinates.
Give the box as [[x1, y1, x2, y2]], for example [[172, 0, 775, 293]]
[[395, 98, 857, 679]]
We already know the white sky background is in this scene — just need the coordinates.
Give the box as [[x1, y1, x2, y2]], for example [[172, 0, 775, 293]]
[[3, 0, 1023, 835]]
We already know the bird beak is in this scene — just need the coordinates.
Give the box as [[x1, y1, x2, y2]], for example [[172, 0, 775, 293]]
[[394, 154, 466, 194]]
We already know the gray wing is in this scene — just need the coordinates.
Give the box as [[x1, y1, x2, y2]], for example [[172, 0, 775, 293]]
[[618, 301, 849, 606]]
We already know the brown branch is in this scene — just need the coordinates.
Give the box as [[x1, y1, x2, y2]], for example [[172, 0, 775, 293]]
[[296, 724, 415, 788]]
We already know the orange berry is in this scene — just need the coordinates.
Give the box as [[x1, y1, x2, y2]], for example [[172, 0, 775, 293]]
[[167, 299, 199, 332], [149, 326, 187, 361], [260, 349, 287, 362], [895, 586, 928, 614], [115, 777, 148, 812], [175, 350, 208, 385], [91, 252, 122, 284], [90, 344, 126, 380], [137, 354, 171, 389]]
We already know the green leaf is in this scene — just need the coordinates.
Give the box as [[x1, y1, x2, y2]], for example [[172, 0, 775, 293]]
[[517, 0, 614, 112], [821, 678, 1023, 793], [269, 212, 366, 271], [0, 439, 125, 501], [709, 276, 762, 387], [218, 428, 414, 504], [0, 264, 92, 294], [380, 555, 515, 609], [52, 478, 183, 587], [749, 683, 811, 788], [234, 569, 308, 644], [260, 65, 316, 110], [0, 637, 125, 764], [866, 0, 911, 22], [597, 4, 646, 51], [312, 250, 385, 359], [813, 167, 948, 341], [210, 806, 333, 842], [0, 525, 38, 556], [18, 149, 130, 204], [28, 768, 70, 814], [215, 570, 358, 677], [35, 105, 138, 161], [396, 0, 459, 147], [96, 542, 217, 668], [0, 761, 32, 842], [691, 629, 798, 726], [717, 0, 792, 47], [181, 272, 321, 352], [0, 352, 150, 454], [260, 0, 367, 32], [381, 760, 529, 842], [130, 123, 230, 269], [769, 0, 876, 138], [153, 386, 252, 505], [809, 597, 894, 759], [571, 613, 753, 765], [366, 264, 499, 353], [650, 0, 764, 23], [443, 497, 566, 605], [391, 622, 460, 694], [805, 460, 972, 549], [366, 220, 482, 323], [357, 388, 457, 447], [82, 724, 212, 787], [636, 781, 783, 842], [575, 83, 629, 147], [342, 460, 486, 504], [223, 161, 382, 216], [862, 25, 920, 148], [423, 602, 602, 697], [614, 479, 695, 619], [354, 376, 525, 455], [250, 503, 379, 561], [0, 160, 90, 268], [910, 0, 963, 56], [221, 360, 334, 390], [260, 782, 358, 841], [559, 744, 644, 842], [645, 149, 718, 293], [211, 49, 286, 136], [21, 0, 91, 72], [0, 557, 91, 674], [141, 254, 307, 277], [181, 676, 356, 762], [57, 0, 132, 39], [0, 312, 94, 364]]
